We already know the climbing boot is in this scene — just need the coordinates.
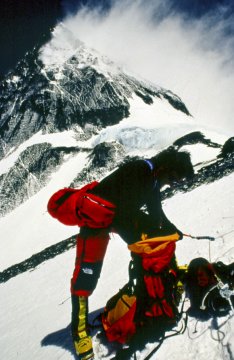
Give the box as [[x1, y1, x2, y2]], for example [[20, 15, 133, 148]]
[[71, 295, 94, 359], [74, 335, 94, 359]]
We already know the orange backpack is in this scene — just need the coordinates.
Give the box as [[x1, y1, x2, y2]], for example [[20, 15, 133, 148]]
[[102, 285, 137, 344], [101, 232, 181, 344]]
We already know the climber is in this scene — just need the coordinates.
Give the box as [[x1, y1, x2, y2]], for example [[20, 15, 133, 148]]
[[47, 147, 194, 360]]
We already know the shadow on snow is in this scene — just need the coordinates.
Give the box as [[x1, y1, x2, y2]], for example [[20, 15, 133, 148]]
[[41, 308, 104, 359]]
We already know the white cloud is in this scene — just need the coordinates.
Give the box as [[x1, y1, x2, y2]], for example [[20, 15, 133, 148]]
[[58, 0, 234, 133]]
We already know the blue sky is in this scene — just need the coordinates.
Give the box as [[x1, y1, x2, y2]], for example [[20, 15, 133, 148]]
[[61, 0, 234, 20]]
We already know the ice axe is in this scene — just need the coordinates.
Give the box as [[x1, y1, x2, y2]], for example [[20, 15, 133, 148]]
[[183, 233, 215, 241]]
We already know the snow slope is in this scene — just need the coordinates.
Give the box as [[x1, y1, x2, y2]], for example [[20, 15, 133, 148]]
[[0, 171, 233, 360]]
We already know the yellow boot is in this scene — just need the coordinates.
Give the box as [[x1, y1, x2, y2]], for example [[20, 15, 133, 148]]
[[74, 335, 94, 360], [71, 296, 94, 359]]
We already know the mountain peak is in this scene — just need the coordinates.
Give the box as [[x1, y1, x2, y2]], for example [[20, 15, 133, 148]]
[[39, 22, 117, 77], [0, 25, 191, 163]]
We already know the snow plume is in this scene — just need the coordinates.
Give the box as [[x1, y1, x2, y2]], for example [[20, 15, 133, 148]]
[[41, 0, 234, 133]]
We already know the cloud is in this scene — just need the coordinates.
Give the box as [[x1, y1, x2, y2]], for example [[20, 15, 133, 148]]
[[62, 0, 234, 133]]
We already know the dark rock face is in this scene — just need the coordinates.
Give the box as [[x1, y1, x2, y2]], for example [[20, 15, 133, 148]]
[[173, 131, 221, 149], [71, 141, 126, 187], [163, 91, 190, 116], [0, 233, 77, 284], [0, 142, 81, 216], [220, 137, 234, 157], [0, 49, 130, 157], [162, 147, 234, 200], [0, 139, 125, 217]]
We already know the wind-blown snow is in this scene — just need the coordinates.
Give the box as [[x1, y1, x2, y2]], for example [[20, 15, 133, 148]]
[[39, 23, 84, 68], [39, 23, 120, 80], [55, 1, 234, 133]]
